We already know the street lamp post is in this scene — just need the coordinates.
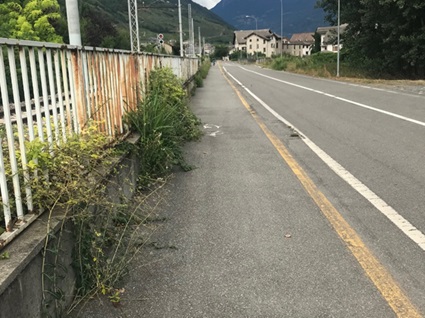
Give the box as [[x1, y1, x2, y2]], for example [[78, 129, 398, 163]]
[[280, 0, 283, 57], [245, 15, 258, 60], [337, 0, 340, 77]]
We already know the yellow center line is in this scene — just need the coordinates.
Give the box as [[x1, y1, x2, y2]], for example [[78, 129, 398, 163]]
[[219, 63, 422, 318]]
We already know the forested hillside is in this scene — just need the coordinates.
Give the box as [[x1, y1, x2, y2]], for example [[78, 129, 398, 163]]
[[0, 0, 234, 50]]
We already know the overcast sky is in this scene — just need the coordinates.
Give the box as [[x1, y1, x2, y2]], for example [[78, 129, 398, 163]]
[[192, 0, 221, 9]]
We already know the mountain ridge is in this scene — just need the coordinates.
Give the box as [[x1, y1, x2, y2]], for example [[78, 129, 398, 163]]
[[211, 0, 327, 37], [58, 0, 234, 48]]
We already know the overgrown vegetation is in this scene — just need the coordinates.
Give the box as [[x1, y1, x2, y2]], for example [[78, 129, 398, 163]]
[[194, 58, 212, 88], [264, 53, 379, 79], [1, 63, 206, 316], [124, 67, 202, 182]]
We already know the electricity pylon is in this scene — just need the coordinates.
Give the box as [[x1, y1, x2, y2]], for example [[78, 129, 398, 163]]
[[128, 0, 140, 52]]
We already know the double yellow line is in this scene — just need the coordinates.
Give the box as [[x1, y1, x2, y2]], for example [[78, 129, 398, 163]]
[[219, 64, 422, 317]]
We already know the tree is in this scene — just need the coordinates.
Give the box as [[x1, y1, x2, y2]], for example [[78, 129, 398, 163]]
[[211, 45, 229, 59], [0, 0, 63, 43], [316, 0, 425, 76]]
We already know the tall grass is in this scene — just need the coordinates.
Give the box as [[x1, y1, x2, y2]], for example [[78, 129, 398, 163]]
[[194, 59, 211, 88], [125, 68, 201, 180]]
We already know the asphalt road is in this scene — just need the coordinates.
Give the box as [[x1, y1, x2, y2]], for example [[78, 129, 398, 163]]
[[76, 63, 425, 317]]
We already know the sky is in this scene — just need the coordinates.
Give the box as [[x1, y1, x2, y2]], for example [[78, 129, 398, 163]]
[[192, 0, 221, 9]]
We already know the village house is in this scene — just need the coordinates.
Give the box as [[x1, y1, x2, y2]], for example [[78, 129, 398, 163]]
[[283, 32, 315, 57], [316, 24, 348, 52], [233, 29, 285, 58]]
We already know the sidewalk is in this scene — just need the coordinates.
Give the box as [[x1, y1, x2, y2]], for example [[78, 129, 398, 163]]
[[73, 63, 394, 318]]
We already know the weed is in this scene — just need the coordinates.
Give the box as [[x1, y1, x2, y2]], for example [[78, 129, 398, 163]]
[[124, 67, 201, 180]]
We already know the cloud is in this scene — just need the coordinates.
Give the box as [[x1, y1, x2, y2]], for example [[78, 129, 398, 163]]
[[192, 0, 221, 9]]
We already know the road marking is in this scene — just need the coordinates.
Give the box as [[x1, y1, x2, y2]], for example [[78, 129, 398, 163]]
[[225, 67, 425, 252], [220, 64, 423, 317], [238, 66, 425, 128]]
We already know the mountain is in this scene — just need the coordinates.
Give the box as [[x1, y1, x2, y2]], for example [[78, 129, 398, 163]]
[[211, 0, 327, 37], [58, 0, 234, 48]]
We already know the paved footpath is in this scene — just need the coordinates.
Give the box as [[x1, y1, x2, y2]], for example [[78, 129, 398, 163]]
[[74, 64, 398, 317]]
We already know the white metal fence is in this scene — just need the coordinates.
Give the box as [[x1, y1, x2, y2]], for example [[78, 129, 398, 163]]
[[0, 38, 199, 248]]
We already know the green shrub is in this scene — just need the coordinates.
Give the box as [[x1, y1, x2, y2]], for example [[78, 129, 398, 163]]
[[199, 59, 211, 79], [194, 73, 204, 87], [271, 56, 288, 70]]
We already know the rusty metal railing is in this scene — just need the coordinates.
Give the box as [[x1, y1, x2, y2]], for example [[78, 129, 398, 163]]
[[0, 38, 199, 248]]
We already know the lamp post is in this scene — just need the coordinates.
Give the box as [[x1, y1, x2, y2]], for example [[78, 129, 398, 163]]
[[245, 15, 258, 60], [178, 0, 183, 57], [337, 0, 340, 77], [280, 0, 283, 57]]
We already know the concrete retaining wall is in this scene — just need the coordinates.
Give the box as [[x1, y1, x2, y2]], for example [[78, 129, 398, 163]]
[[0, 135, 140, 318]]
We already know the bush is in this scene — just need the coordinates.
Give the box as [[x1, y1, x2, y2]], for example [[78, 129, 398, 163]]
[[199, 59, 211, 79], [271, 56, 288, 70]]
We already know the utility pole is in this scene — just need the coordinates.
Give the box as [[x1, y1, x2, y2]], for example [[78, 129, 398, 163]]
[[65, 0, 82, 46], [280, 0, 283, 57], [245, 15, 258, 60], [198, 27, 202, 56], [337, 0, 340, 77], [178, 0, 183, 57], [188, 4, 193, 56], [191, 18, 195, 56], [128, 0, 140, 52]]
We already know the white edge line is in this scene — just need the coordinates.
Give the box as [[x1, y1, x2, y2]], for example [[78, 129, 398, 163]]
[[238, 66, 425, 128], [223, 66, 425, 252]]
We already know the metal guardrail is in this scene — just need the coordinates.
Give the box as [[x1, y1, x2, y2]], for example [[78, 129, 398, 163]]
[[0, 38, 199, 248]]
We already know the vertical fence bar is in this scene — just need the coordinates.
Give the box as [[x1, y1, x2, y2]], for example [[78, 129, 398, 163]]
[[46, 49, 60, 145], [107, 54, 116, 135], [38, 49, 54, 149], [71, 49, 87, 132], [0, 141, 11, 227], [86, 52, 95, 122], [53, 49, 66, 143], [103, 53, 114, 136], [119, 54, 127, 114], [67, 50, 79, 134], [7, 47, 33, 216], [99, 53, 111, 135], [19, 48, 35, 141], [29, 48, 45, 140], [114, 54, 123, 134], [94, 52, 105, 132], [82, 51, 91, 121], [0, 48, 24, 220], [60, 50, 72, 136]]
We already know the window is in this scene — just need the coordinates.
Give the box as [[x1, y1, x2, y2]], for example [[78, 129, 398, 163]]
[[263, 40, 266, 44], [249, 45, 252, 49], [276, 43, 279, 48], [257, 38, 259, 42], [257, 44, 259, 49], [263, 48, 266, 53], [249, 39, 252, 42]]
